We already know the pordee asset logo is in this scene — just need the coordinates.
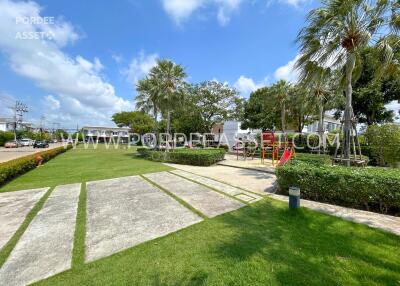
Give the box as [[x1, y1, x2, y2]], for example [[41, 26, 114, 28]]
[[61, 132, 340, 151]]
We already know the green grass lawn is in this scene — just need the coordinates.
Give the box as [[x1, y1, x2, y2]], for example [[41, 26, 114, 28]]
[[34, 199, 400, 286], [1, 145, 399, 285], [0, 145, 172, 192]]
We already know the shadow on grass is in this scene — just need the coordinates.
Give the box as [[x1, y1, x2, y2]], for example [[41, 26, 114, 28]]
[[214, 199, 400, 285], [34, 199, 400, 286]]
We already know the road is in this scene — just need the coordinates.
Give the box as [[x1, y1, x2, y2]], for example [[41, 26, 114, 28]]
[[0, 143, 66, 163]]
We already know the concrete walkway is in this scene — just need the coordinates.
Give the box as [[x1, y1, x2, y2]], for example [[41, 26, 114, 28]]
[[171, 169, 262, 203], [0, 184, 80, 286], [164, 163, 400, 236], [165, 163, 277, 195], [0, 188, 48, 250], [85, 176, 202, 262], [144, 172, 244, 218]]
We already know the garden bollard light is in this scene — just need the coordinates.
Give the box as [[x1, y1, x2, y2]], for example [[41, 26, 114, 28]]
[[289, 187, 300, 209]]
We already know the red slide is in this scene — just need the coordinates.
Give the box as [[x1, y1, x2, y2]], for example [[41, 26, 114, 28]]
[[276, 148, 293, 167]]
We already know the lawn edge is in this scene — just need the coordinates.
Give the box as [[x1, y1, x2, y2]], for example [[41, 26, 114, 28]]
[[72, 182, 87, 269]]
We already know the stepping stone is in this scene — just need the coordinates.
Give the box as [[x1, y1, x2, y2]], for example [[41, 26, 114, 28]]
[[0, 184, 80, 286], [171, 170, 262, 203], [144, 172, 244, 218], [0, 188, 48, 250], [85, 176, 202, 262]]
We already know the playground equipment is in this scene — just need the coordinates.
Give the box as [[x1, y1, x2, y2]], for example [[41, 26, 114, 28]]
[[234, 135, 257, 160], [261, 131, 296, 167]]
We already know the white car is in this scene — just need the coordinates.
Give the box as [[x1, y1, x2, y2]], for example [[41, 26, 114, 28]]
[[19, 138, 34, 146]]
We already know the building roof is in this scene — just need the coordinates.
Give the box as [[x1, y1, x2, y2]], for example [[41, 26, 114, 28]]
[[82, 126, 130, 131]]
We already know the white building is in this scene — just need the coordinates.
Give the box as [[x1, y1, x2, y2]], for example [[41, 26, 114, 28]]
[[304, 112, 341, 133], [211, 121, 260, 150], [0, 118, 14, 132], [82, 126, 130, 143]]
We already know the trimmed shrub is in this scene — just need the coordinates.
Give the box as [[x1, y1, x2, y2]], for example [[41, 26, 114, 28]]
[[0, 145, 72, 186], [276, 161, 400, 215], [0, 131, 14, 147], [137, 148, 225, 166], [293, 153, 332, 166]]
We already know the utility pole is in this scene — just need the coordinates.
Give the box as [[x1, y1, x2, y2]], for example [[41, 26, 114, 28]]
[[10, 101, 28, 141], [40, 115, 46, 140]]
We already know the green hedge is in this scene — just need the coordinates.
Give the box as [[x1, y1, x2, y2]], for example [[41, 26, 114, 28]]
[[0, 131, 14, 147], [0, 145, 72, 186], [276, 161, 400, 215], [137, 148, 225, 166]]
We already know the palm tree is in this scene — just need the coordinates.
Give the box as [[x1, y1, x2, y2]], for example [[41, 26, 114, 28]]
[[136, 77, 159, 135], [271, 80, 291, 133], [296, 0, 399, 165], [149, 60, 186, 138]]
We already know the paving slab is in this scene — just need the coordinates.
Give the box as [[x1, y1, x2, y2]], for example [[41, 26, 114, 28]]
[[0, 188, 48, 250], [144, 172, 244, 218], [171, 169, 262, 203], [85, 176, 202, 262], [0, 184, 80, 286], [165, 163, 276, 195], [268, 193, 400, 236]]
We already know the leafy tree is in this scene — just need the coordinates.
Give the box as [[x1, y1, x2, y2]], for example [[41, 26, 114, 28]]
[[241, 87, 280, 130], [286, 84, 317, 133], [112, 111, 154, 134], [353, 43, 400, 125], [191, 81, 241, 131], [296, 0, 399, 164], [365, 124, 400, 167]]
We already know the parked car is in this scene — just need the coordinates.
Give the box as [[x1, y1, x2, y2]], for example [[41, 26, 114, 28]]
[[4, 140, 19, 148], [19, 138, 34, 146], [33, 141, 49, 148]]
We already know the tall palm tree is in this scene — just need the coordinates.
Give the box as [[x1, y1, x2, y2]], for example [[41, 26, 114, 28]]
[[136, 77, 159, 135], [296, 0, 399, 165], [271, 80, 291, 132], [149, 60, 186, 137]]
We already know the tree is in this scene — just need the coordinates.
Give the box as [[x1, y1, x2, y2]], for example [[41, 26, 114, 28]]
[[241, 87, 280, 131], [148, 60, 186, 139], [270, 80, 291, 132], [136, 77, 159, 135], [353, 43, 400, 125], [112, 111, 154, 134], [191, 81, 241, 131], [365, 124, 400, 167], [286, 84, 317, 133], [296, 0, 399, 164]]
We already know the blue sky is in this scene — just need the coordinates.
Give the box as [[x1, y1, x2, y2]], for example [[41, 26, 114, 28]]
[[0, 0, 398, 129]]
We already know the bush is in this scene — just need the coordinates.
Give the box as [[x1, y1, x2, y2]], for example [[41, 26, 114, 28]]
[[137, 148, 225, 166], [0, 145, 72, 186], [0, 131, 15, 147], [276, 161, 400, 215], [365, 124, 400, 167], [293, 153, 332, 166]]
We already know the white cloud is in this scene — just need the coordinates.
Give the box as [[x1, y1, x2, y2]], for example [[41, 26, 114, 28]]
[[43, 95, 60, 110], [233, 75, 268, 96], [278, 0, 309, 7], [274, 55, 300, 83], [0, 0, 133, 128], [161, 0, 243, 26], [125, 51, 159, 84]]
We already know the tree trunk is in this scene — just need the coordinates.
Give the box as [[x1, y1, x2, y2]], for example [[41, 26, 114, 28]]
[[281, 100, 286, 133], [318, 99, 325, 153], [153, 106, 158, 148], [343, 53, 356, 166], [166, 110, 171, 152]]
